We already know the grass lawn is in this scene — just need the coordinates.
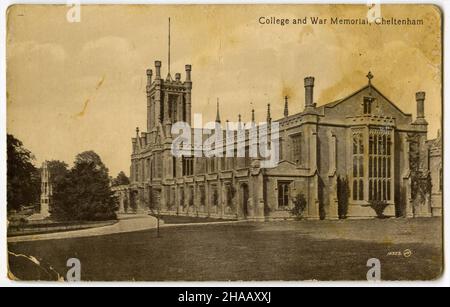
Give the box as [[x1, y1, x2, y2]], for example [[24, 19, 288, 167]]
[[8, 217, 443, 281]]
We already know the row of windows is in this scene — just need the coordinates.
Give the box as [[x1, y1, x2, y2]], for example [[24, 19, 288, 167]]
[[163, 183, 247, 211], [369, 179, 391, 201], [137, 153, 254, 181], [133, 153, 162, 182], [138, 132, 395, 203], [151, 94, 187, 124], [353, 133, 392, 156], [352, 130, 393, 201], [165, 184, 227, 209], [182, 157, 194, 176], [206, 155, 250, 173], [369, 156, 391, 178], [353, 179, 392, 201], [369, 134, 391, 156], [137, 134, 300, 180]]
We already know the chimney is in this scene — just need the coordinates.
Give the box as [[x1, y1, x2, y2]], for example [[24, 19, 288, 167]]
[[146, 69, 153, 87], [155, 61, 161, 79], [175, 73, 181, 82], [416, 91, 425, 119], [284, 96, 289, 117], [185, 64, 192, 81], [304, 76, 315, 109]]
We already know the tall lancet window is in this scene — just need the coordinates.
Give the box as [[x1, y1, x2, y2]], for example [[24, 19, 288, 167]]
[[363, 96, 374, 114], [168, 94, 179, 123], [291, 133, 302, 165], [352, 131, 364, 201]]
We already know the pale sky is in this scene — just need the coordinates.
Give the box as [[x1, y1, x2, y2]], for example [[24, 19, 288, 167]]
[[7, 4, 442, 177]]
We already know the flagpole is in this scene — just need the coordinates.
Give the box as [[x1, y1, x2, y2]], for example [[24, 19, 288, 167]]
[[168, 17, 171, 75]]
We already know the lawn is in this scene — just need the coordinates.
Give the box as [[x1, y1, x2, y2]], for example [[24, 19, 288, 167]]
[[8, 217, 443, 281]]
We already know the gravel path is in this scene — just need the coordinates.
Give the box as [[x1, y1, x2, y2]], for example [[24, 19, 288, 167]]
[[7, 214, 157, 243]]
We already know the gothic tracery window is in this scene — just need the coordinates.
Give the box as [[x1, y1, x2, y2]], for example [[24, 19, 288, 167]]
[[354, 129, 393, 202], [368, 130, 392, 201]]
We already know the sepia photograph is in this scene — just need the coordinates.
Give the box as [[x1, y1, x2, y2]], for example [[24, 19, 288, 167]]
[[4, 3, 445, 284]]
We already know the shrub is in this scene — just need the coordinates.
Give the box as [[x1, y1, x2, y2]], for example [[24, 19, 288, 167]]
[[369, 200, 389, 218], [290, 193, 307, 220], [123, 196, 129, 212]]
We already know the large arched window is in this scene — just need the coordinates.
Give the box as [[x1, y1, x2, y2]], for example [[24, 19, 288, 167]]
[[368, 131, 392, 201]]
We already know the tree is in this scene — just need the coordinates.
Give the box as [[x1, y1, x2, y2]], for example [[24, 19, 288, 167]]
[[7, 134, 40, 212], [337, 176, 350, 219], [75, 151, 109, 172], [112, 171, 130, 186], [408, 134, 432, 215], [45, 160, 69, 215], [51, 151, 117, 221], [47, 160, 69, 187]]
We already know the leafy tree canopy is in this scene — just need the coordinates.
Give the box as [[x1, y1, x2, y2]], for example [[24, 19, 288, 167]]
[[51, 151, 117, 221], [7, 134, 40, 211], [75, 151, 108, 173], [112, 171, 130, 186], [47, 160, 69, 186]]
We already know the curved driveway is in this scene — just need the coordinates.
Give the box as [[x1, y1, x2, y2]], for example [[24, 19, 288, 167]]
[[8, 214, 158, 243]]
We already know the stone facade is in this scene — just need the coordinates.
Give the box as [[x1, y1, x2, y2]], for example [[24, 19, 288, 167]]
[[427, 131, 442, 217], [122, 61, 442, 220]]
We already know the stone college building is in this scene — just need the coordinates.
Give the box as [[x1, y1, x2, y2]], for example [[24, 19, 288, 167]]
[[113, 60, 442, 221]]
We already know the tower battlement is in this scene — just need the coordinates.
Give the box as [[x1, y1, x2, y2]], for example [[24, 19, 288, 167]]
[[145, 61, 192, 132]]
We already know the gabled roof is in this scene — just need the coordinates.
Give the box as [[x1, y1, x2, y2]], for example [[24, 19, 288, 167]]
[[318, 84, 412, 117]]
